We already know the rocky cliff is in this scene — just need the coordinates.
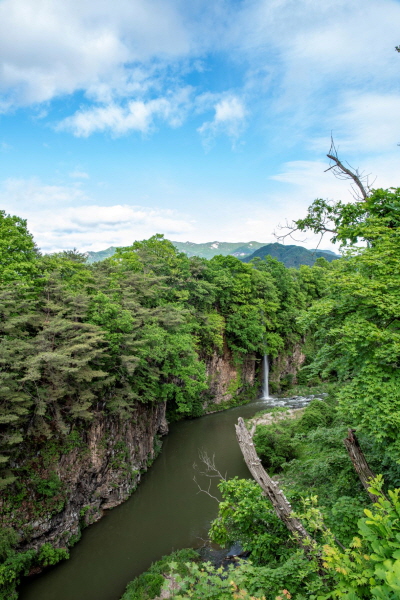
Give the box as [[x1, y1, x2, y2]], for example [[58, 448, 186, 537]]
[[204, 343, 257, 408], [2, 346, 258, 553], [1, 402, 167, 552], [269, 342, 306, 391]]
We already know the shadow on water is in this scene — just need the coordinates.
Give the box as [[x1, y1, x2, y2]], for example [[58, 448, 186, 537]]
[[19, 395, 314, 600]]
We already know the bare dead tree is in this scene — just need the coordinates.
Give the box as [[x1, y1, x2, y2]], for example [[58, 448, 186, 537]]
[[192, 449, 227, 503], [326, 137, 373, 201], [275, 138, 374, 245], [343, 429, 384, 503]]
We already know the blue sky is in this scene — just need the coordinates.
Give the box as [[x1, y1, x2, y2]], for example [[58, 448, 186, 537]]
[[0, 0, 400, 253]]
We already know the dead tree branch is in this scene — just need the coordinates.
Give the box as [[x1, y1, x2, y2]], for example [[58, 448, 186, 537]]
[[327, 137, 370, 201], [196, 449, 227, 480], [192, 449, 226, 504], [193, 476, 220, 503], [343, 429, 383, 503]]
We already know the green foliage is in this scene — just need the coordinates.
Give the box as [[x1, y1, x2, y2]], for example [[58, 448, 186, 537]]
[[0, 210, 39, 285], [209, 478, 291, 565], [321, 477, 400, 599], [297, 399, 336, 432], [0, 529, 68, 600], [31, 471, 63, 498], [295, 187, 400, 460], [253, 425, 298, 473], [120, 549, 200, 600], [37, 543, 69, 566], [167, 551, 329, 600]]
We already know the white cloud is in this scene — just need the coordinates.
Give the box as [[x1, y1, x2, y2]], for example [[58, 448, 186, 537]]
[[0, 0, 193, 106], [0, 177, 89, 209], [0, 177, 194, 252], [197, 96, 247, 146], [27, 204, 194, 253], [335, 93, 400, 153], [69, 170, 89, 179], [59, 88, 193, 137]]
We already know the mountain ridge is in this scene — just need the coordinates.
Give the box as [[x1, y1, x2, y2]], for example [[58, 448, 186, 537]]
[[85, 240, 339, 268], [242, 242, 339, 268]]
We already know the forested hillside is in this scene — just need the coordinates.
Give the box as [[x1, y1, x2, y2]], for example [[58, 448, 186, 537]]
[[243, 242, 339, 267], [0, 217, 326, 599]]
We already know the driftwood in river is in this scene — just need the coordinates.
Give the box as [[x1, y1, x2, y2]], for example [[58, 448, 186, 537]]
[[235, 416, 314, 552]]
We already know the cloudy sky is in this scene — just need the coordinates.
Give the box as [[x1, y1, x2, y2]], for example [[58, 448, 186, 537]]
[[1, 0, 399, 253]]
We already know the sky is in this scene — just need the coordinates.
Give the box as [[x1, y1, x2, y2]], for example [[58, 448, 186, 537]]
[[0, 0, 400, 253]]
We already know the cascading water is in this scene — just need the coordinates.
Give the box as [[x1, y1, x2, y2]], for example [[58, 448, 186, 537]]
[[262, 354, 270, 399]]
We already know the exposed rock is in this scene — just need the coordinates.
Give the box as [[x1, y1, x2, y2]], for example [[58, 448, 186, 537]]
[[8, 401, 167, 551], [204, 343, 256, 407], [247, 408, 304, 438], [270, 342, 306, 388]]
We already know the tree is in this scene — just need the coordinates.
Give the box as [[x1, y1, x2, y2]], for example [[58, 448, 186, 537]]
[[0, 211, 39, 284], [287, 150, 400, 460]]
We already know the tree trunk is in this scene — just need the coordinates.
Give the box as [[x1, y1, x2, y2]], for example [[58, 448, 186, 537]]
[[343, 428, 380, 503], [235, 417, 313, 552]]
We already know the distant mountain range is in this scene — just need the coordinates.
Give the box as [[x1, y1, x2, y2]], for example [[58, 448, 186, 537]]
[[85, 240, 339, 268], [172, 241, 266, 259], [85, 241, 266, 263], [242, 243, 339, 268], [86, 247, 117, 263]]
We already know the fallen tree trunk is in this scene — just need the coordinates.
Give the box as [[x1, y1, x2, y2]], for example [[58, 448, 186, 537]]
[[235, 417, 314, 552], [343, 428, 381, 503]]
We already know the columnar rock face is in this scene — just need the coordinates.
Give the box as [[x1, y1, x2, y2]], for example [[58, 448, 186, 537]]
[[204, 343, 257, 407], [15, 402, 168, 551], [270, 343, 306, 388], [10, 347, 256, 551], [8, 346, 264, 552]]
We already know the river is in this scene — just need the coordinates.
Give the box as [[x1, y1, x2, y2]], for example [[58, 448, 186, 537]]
[[19, 395, 311, 600]]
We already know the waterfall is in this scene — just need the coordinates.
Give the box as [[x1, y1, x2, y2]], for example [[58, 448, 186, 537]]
[[262, 354, 270, 399]]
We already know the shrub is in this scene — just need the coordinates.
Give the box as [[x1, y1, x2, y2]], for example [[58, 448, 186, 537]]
[[297, 398, 335, 432], [37, 543, 69, 567], [253, 424, 298, 473], [121, 549, 200, 600]]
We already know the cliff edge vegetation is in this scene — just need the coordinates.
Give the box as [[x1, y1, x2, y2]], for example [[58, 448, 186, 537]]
[[0, 216, 324, 599]]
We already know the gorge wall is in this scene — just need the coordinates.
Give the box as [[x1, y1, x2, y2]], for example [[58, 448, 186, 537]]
[[3, 347, 257, 553], [4, 342, 302, 554], [269, 342, 306, 391], [2, 402, 168, 553], [203, 342, 257, 408]]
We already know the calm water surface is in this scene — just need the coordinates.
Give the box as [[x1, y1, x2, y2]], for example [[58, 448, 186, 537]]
[[19, 396, 311, 600]]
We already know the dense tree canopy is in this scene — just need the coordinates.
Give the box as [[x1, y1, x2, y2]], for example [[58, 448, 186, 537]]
[[296, 188, 400, 459], [0, 228, 319, 490]]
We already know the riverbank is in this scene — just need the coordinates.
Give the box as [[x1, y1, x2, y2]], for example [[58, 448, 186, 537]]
[[116, 390, 389, 600], [18, 390, 315, 600]]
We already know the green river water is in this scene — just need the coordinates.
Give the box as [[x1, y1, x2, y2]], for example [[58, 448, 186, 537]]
[[19, 396, 311, 600]]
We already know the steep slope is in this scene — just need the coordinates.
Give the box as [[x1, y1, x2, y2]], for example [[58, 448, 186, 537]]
[[242, 242, 339, 268], [86, 247, 116, 263]]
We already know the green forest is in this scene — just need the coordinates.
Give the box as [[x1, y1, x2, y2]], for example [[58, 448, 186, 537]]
[[1, 183, 400, 600]]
